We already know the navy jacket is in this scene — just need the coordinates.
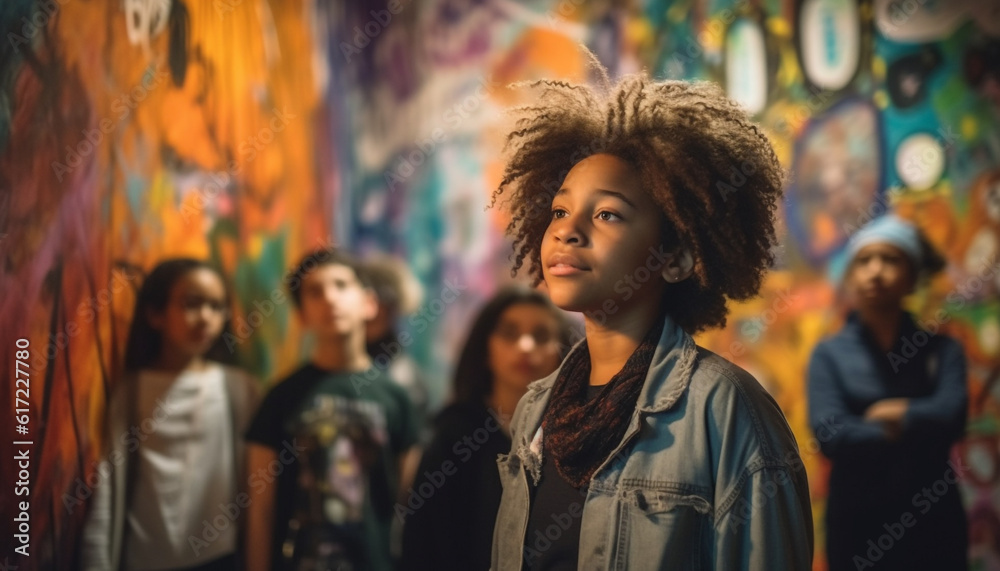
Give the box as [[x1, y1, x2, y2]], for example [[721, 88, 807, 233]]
[[808, 311, 968, 571]]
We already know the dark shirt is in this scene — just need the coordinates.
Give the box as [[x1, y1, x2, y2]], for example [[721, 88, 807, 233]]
[[246, 364, 418, 571], [807, 312, 968, 571], [401, 402, 511, 571], [522, 385, 602, 570]]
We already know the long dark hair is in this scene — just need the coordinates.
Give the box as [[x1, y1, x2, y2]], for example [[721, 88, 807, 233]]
[[123, 258, 235, 372], [451, 286, 575, 407]]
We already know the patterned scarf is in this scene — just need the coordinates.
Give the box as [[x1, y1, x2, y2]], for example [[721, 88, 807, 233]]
[[542, 318, 664, 489]]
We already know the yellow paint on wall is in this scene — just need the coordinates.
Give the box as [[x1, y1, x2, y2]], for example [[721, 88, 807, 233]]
[[872, 56, 885, 82], [873, 90, 889, 109], [963, 115, 979, 140]]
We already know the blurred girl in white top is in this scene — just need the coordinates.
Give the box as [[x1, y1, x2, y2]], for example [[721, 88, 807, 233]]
[[82, 258, 259, 571]]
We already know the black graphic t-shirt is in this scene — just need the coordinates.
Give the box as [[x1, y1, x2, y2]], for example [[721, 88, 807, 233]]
[[247, 364, 418, 571]]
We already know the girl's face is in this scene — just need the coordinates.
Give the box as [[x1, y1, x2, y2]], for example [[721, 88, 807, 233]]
[[488, 303, 563, 396], [150, 268, 228, 361], [848, 243, 915, 308], [541, 153, 667, 315]]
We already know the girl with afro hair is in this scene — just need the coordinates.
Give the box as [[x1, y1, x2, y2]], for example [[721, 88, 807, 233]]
[[489, 55, 813, 570]]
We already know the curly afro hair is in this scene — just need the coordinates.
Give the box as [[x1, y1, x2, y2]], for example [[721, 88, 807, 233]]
[[491, 56, 784, 333]]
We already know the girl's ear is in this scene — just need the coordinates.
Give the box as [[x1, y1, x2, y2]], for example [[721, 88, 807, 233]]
[[661, 247, 695, 283]]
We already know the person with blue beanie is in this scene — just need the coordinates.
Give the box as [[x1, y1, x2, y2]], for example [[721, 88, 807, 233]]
[[808, 214, 968, 571]]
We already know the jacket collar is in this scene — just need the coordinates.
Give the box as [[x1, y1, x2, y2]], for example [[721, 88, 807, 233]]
[[522, 312, 698, 415], [635, 314, 699, 413], [513, 313, 698, 483], [844, 310, 920, 347]]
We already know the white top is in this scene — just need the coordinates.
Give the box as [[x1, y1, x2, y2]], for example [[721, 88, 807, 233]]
[[124, 363, 236, 570]]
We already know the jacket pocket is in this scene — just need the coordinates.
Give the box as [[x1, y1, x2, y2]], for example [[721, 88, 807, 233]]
[[611, 487, 712, 571]]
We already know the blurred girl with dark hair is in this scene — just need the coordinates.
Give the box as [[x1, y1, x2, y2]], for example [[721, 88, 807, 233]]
[[808, 215, 968, 571], [82, 258, 259, 571], [401, 286, 573, 571]]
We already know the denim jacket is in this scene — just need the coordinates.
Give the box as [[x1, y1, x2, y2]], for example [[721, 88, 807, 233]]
[[491, 315, 813, 570]]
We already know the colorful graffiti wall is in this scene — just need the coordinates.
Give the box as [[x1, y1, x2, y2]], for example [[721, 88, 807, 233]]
[[1, 0, 999, 569], [1, 0, 338, 565]]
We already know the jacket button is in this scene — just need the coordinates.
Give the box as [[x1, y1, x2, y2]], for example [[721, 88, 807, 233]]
[[635, 490, 649, 511]]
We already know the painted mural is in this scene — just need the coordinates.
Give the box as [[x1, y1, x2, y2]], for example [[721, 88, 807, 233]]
[[0, 0, 337, 565], [1, 0, 998, 569]]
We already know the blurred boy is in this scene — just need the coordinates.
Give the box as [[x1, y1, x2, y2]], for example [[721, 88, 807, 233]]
[[245, 249, 418, 571]]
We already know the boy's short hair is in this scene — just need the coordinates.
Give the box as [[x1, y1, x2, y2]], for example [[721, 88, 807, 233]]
[[491, 56, 784, 333], [286, 248, 371, 308]]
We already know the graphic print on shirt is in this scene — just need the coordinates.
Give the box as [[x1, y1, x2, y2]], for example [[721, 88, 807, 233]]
[[281, 394, 389, 571]]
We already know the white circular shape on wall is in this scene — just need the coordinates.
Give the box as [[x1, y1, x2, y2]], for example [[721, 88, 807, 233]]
[[725, 19, 768, 115], [800, 0, 861, 91], [895, 133, 946, 191], [874, 0, 972, 43]]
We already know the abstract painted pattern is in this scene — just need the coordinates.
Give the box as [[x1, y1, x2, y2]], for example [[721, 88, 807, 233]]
[[1, 0, 998, 569], [1, 0, 334, 565]]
